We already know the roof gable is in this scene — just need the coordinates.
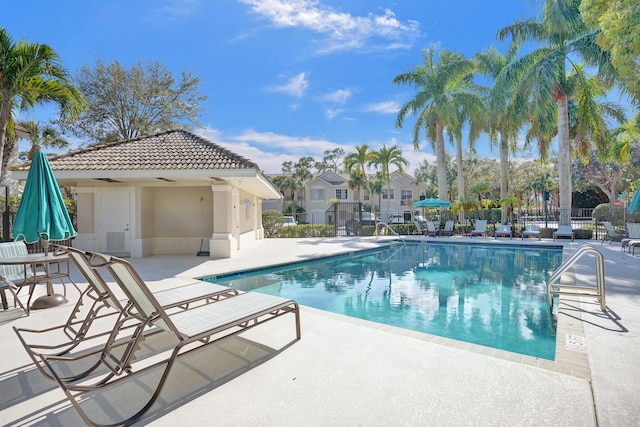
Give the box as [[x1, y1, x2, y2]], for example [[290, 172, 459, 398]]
[[13, 129, 260, 172]]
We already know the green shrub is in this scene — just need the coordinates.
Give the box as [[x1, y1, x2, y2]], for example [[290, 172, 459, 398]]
[[540, 228, 554, 239], [574, 229, 593, 240], [275, 224, 334, 238], [262, 210, 284, 237], [592, 203, 640, 225]]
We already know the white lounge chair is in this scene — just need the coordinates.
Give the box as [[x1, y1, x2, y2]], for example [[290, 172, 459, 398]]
[[494, 224, 512, 239], [439, 220, 454, 236], [39, 249, 301, 426], [470, 220, 487, 238], [553, 225, 574, 241], [601, 221, 623, 244], [521, 225, 541, 240], [425, 220, 438, 237], [622, 223, 640, 252]]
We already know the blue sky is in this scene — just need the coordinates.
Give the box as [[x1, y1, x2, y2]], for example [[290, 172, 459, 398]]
[[5, 0, 543, 174]]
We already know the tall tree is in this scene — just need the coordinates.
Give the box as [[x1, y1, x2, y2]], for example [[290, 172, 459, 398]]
[[315, 148, 345, 174], [61, 59, 207, 143], [497, 0, 616, 225], [0, 28, 85, 179], [580, 0, 640, 101], [368, 145, 408, 214], [344, 144, 373, 203], [474, 46, 524, 213], [394, 48, 477, 201]]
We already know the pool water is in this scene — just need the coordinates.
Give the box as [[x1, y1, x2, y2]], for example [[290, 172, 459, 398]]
[[202, 243, 563, 360]]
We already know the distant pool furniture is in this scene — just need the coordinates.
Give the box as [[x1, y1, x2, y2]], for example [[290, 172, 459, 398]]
[[494, 224, 512, 239], [38, 249, 301, 426], [553, 225, 574, 241], [425, 220, 439, 237], [601, 221, 623, 244], [439, 220, 454, 236], [622, 223, 640, 252], [522, 225, 541, 240], [470, 220, 488, 238]]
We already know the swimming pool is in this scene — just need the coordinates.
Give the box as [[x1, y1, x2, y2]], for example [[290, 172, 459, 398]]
[[202, 242, 563, 360]]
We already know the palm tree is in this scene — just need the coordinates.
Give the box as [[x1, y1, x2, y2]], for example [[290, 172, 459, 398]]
[[474, 46, 525, 218], [497, 0, 616, 225], [368, 145, 408, 215], [0, 29, 85, 178], [344, 144, 373, 203], [16, 120, 68, 160], [393, 48, 477, 201]]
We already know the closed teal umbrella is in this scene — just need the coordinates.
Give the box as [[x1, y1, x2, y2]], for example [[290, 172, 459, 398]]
[[628, 189, 640, 213], [12, 146, 76, 253]]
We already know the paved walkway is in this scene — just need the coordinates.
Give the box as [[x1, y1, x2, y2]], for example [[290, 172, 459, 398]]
[[0, 236, 638, 426]]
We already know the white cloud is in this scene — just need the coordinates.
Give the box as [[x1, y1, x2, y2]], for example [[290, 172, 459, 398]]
[[326, 108, 344, 120], [321, 88, 352, 104], [239, 0, 421, 53], [363, 100, 400, 114], [270, 72, 309, 98], [198, 126, 432, 174]]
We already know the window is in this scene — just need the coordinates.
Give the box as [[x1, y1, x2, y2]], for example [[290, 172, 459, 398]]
[[335, 189, 348, 200], [401, 190, 412, 206], [310, 188, 325, 201], [382, 189, 395, 200]]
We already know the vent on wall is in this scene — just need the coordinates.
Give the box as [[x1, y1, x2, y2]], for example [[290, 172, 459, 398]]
[[106, 231, 125, 252]]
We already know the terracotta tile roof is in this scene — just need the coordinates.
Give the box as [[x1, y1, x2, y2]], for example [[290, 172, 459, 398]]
[[12, 129, 260, 172]]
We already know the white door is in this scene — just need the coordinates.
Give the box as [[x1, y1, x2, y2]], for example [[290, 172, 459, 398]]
[[101, 192, 131, 255]]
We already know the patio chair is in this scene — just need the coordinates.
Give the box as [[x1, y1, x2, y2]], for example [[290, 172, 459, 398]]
[[438, 220, 454, 237], [0, 241, 49, 314], [521, 225, 541, 240], [14, 246, 239, 380], [622, 223, 640, 252], [470, 220, 487, 238], [494, 224, 512, 239], [39, 250, 300, 426], [425, 220, 439, 237], [601, 221, 623, 244], [553, 225, 574, 241], [0, 279, 28, 315]]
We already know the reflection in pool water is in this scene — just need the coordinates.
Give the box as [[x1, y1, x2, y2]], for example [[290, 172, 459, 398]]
[[202, 243, 563, 360]]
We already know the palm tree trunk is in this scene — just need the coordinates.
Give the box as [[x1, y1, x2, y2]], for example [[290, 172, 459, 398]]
[[499, 131, 509, 224], [0, 100, 10, 178], [436, 122, 448, 200], [456, 135, 465, 223], [557, 95, 571, 226]]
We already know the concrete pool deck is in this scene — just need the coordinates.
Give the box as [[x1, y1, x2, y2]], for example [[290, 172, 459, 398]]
[[0, 236, 638, 426]]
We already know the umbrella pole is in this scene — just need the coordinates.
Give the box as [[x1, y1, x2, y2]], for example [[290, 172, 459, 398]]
[[31, 238, 68, 310]]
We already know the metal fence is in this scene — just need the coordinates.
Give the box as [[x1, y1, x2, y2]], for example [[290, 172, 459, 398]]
[[0, 210, 77, 251], [274, 206, 619, 240]]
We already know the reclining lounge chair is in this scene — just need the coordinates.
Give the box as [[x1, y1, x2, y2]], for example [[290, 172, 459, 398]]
[[494, 224, 512, 239], [14, 246, 239, 380], [439, 220, 454, 237], [521, 225, 541, 240], [622, 223, 640, 252], [470, 220, 487, 238], [39, 250, 300, 426], [601, 221, 623, 244], [553, 226, 574, 241]]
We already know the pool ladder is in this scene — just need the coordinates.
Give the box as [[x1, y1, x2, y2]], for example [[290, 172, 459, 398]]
[[376, 221, 405, 243], [546, 244, 606, 314]]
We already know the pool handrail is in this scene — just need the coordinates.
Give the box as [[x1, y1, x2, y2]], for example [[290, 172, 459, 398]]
[[546, 244, 606, 312]]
